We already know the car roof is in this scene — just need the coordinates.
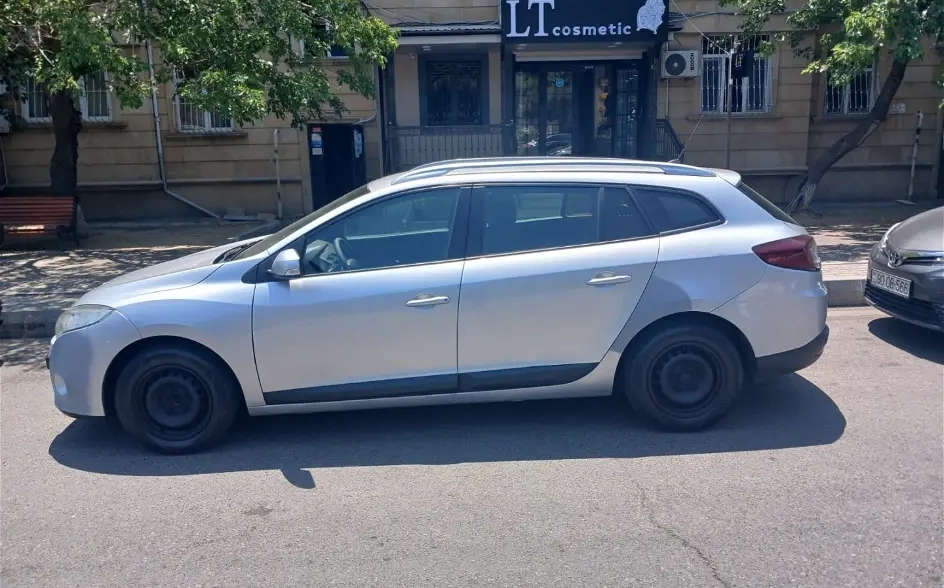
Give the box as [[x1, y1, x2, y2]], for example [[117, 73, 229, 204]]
[[374, 157, 737, 191]]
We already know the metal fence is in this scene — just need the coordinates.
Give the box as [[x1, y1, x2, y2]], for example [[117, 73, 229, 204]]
[[654, 119, 685, 162], [387, 125, 507, 171]]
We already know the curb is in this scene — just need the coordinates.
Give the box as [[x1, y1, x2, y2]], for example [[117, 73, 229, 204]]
[[1, 308, 62, 339], [1, 277, 868, 340], [824, 278, 867, 308]]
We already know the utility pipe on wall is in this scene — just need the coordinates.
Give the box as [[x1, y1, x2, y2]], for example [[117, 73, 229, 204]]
[[273, 129, 283, 220], [901, 110, 924, 205], [724, 49, 734, 169], [144, 38, 219, 220]]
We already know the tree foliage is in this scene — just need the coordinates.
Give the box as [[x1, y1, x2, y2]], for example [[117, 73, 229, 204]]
[[719, 0, 944, 211], [0, 0, 398, 196]]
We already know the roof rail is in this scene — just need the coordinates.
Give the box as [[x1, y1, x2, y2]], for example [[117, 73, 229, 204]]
[[391, 157, 713, 184], [445, 164, 667, 177]]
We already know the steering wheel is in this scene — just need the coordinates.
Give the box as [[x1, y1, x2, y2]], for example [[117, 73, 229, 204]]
[[333, 237, 354, 267]]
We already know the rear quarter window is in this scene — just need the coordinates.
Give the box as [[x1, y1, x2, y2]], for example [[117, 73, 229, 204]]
[[631, 187, 722, 233], [735, 181, 798, 225]]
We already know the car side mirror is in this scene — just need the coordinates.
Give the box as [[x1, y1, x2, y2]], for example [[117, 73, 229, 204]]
[[268, 249, 301, 280]]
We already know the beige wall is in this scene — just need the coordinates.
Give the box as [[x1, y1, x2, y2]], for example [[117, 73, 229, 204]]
[[392, 46, 501, 127], [2, 45, 383, 219], [368, 0, 498, 26], [658, 26, 943, 202], [4, 0, 942, 218]]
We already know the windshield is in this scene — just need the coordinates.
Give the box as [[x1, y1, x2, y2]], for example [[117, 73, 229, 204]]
[[735, 181, 798, 225], [232, 183, 373, 260]]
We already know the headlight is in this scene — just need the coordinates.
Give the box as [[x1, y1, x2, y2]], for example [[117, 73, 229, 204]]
[[880, 223, 900, 250], [55, 305, 115, 336]]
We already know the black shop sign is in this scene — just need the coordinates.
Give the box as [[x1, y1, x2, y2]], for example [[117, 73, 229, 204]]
[[502, 0, 669, 43]]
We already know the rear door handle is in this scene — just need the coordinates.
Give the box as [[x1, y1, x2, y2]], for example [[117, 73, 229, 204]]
[[587, 273, 632, 286], [405, 294, 451, 307]]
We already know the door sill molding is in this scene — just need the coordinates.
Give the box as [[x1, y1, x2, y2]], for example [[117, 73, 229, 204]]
[[262, 363, 597, 405]]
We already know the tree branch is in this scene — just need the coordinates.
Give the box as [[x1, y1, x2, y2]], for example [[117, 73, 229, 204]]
[[786, 58, 909, 213]]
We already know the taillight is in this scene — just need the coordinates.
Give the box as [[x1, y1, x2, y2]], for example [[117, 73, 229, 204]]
[[752, 235, 821, 271]]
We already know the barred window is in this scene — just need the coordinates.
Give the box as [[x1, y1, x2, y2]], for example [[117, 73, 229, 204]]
[[23, 72, 112, 122], [824, 64, 875, 115], [424, 60, 485, 126], [23, 79, 50, 121], [80, 71, 111, 121], [701, 35, 773, 114], [174, 69, 233, 133], [298, 22, 349, 59]]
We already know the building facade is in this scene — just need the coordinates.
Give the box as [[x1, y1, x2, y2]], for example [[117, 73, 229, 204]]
[[1, 0, 942, 221]]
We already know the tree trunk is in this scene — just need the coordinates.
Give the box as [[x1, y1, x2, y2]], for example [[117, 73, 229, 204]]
[[48, 90, 83, 199], [786, 59, 909, 214]]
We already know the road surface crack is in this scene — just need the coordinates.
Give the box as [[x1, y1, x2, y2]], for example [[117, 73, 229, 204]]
[[638, 488, 733, 588]]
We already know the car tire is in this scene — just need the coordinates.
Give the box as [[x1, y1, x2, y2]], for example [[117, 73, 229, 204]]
[[113, 344, 242, 454], [621, 323, 743, 431]]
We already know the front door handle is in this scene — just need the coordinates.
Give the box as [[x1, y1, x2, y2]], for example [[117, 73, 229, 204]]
[[587, 273, 632, 286], [405, 294, 451, 307]]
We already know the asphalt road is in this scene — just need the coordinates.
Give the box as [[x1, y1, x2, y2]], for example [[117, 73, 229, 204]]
[[1, 308, 942, 588]]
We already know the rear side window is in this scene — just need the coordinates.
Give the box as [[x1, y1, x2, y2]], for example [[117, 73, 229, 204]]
[[478, 185, 655, 255], [482, 185, 601, 254], [632, 187, 721, 233], [735, 181, 798, 225]]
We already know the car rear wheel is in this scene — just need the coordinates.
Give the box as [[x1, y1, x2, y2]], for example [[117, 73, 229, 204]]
[[113, 344, 241, 454], [621, 323, 743, 431]]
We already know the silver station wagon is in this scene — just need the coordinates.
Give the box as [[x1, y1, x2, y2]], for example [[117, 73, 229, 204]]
[[47, 158, 829, 453]]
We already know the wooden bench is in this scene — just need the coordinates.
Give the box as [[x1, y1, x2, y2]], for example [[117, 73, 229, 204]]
[[0, 196, 80, 249]]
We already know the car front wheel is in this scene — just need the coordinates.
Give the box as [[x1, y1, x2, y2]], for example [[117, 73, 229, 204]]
[[113, 344, 242, 454], [621, 323, 744, 431]]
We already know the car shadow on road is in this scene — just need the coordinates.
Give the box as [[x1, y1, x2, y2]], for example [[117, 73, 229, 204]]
[[48, 374, 846, 488], [867, 317, 944, 365]]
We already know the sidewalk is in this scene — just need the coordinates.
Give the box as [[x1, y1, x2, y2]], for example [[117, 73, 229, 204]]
[[0, 203, 935, 338], [1, 221, 264, 338]]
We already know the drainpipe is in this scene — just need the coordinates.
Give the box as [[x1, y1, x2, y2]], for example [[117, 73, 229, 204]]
[[354, 67, 380, 125], [273, 129, 283, 220], [144, 38, 220, 220]]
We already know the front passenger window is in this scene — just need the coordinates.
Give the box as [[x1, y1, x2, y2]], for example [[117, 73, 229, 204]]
[[302, 188, 460, 275]]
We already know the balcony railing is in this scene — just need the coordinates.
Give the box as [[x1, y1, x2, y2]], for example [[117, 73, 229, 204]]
[[654, 119, 685, 163], [387, 124, 507, 172]]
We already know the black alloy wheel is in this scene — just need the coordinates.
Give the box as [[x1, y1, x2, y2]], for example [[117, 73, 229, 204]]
[[622, 322, 744, 431], [114, 344, 241, 454]]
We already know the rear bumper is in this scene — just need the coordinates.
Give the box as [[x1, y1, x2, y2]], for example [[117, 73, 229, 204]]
[[755, 325, 829, 378]]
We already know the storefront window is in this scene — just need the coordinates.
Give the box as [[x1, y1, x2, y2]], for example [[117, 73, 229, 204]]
[[614, 68, 639, 158], [544, 71, 574, 156], [515, 71, 540, 155], [424, 60, 485, 126]]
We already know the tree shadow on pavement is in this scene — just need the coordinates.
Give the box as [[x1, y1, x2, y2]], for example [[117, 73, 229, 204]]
[[48, 374, 845, 488], [867, 318, 944, 365], [0, 247, 204, 299], [0, 338, 48, 371]]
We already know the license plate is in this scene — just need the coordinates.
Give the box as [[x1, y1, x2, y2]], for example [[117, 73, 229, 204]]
[[870, 269, 911, 298]]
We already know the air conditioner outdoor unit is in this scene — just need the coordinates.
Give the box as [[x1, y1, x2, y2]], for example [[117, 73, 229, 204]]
[[661, 50, 700, 78]]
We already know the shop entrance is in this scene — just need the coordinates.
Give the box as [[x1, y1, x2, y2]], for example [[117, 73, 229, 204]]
[[514, 61, 643, 158]]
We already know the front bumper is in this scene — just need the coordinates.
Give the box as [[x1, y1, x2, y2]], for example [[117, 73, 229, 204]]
[[47, 310, 141, 417], [755, 325, 830, 378], [865, 245, 944, 332], [864, 285, 944, 332]]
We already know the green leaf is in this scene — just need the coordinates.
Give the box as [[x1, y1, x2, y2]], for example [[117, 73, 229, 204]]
[[1, 0, 399, 125]]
